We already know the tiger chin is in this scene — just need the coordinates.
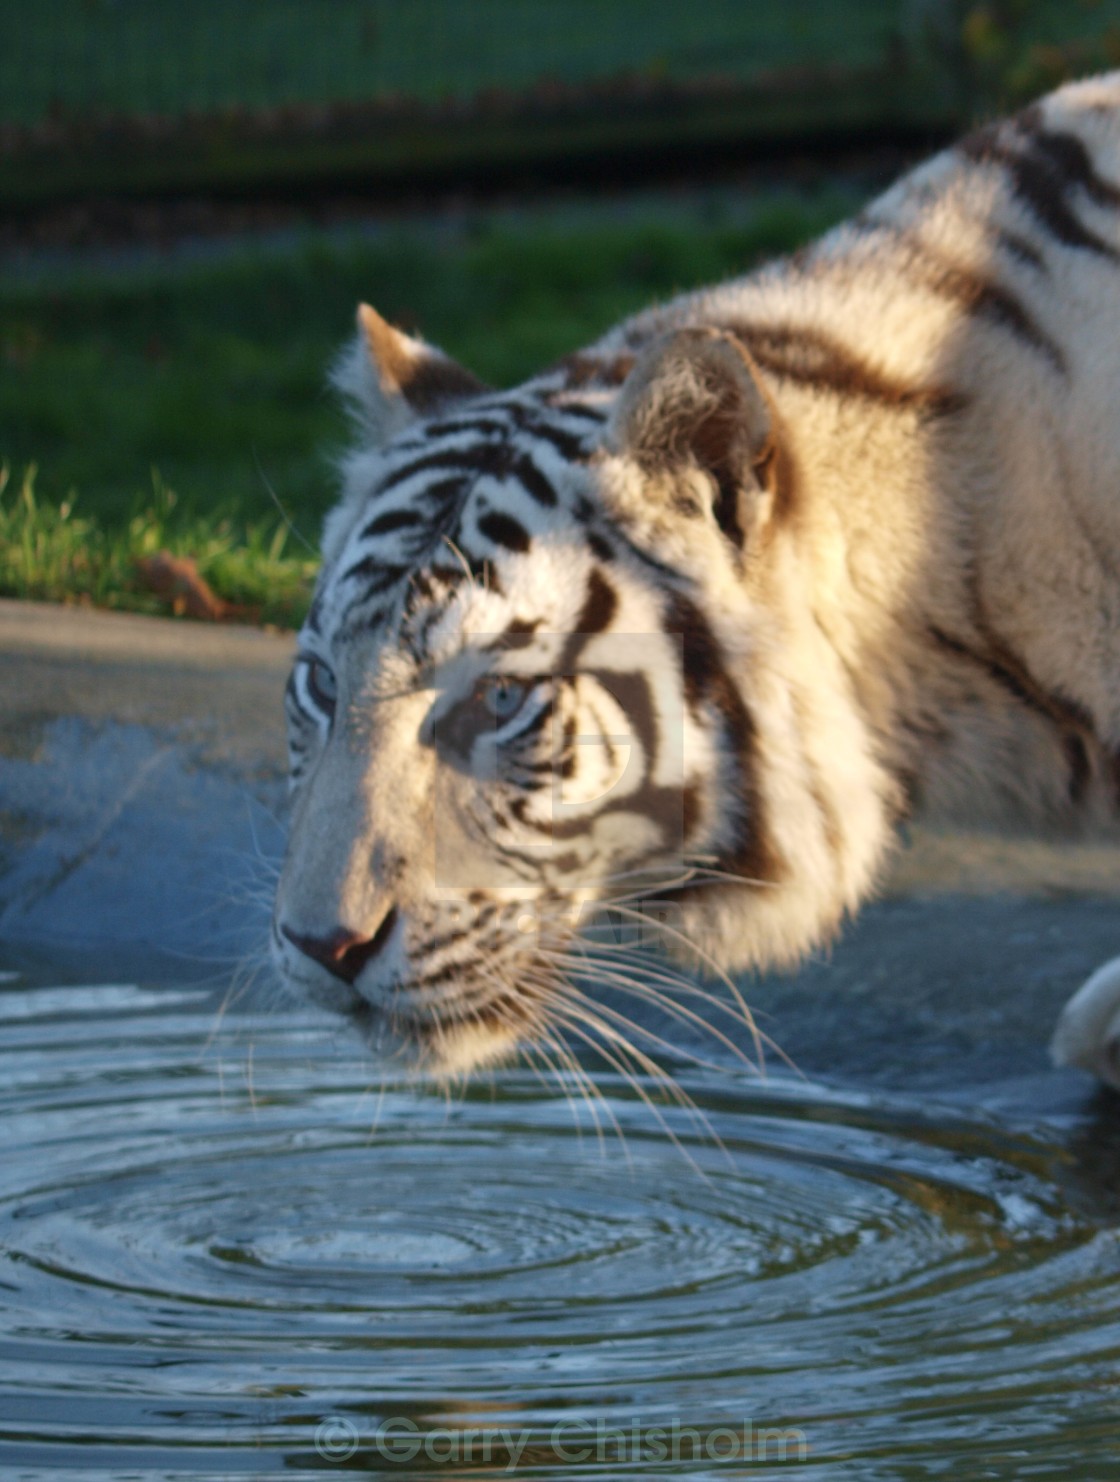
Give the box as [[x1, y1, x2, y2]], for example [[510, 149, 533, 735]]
[[273, 73, 1120, 1090]]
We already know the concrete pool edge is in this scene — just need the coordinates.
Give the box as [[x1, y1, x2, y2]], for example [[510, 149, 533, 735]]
[[0, 600, 293, 964]]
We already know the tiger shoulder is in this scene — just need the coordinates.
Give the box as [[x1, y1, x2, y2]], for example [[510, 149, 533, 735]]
[[273, 74, 1120, 1088]]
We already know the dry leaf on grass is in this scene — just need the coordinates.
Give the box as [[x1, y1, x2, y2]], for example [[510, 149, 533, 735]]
[[134, 551, 259, 623]]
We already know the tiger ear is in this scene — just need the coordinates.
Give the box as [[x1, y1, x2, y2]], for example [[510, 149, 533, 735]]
[[608, 328, 780, 545], [333, 303, 488, 445]]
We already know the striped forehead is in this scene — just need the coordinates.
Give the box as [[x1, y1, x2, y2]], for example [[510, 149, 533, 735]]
[[322, 391, 607, 639]]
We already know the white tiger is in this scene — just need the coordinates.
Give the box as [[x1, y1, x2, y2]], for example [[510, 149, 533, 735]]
[[273, 73, 1120, 1089]]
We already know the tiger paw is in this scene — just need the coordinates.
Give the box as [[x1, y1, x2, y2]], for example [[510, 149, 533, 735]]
[[1050, 956, 1120, 1092]]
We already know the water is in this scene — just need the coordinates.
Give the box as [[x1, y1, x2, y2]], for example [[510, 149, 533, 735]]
[[2, 962, 1119, 1480]]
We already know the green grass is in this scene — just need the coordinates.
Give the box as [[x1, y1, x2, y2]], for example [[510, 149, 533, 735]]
[[0, 463, 318, 628], [0, 184, 860, 626]]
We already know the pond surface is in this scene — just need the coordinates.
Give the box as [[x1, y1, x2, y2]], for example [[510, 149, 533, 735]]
[[2, 958, 1119, 1481]]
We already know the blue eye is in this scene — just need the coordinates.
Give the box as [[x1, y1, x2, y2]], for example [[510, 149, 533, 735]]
[[304, 655, 337, 715], [478, 675, 528, 723]]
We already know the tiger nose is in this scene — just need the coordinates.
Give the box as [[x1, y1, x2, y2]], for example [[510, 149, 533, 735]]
[[282, 909, 398, 985]]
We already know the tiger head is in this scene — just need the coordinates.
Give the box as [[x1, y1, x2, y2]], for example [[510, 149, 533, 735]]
[[272, 305, 892, 1074]]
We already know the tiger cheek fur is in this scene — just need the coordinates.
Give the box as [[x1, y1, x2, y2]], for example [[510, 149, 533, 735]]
[[274, 75, 1120, 1086]]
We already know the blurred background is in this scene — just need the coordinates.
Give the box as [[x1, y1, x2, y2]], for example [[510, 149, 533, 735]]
[[2, 0, 1118, 625]]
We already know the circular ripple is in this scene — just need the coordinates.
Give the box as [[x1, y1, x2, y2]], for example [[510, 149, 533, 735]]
[[1, 971, 1118, 1478]]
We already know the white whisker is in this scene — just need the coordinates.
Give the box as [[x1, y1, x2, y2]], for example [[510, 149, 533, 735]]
[[544, 1002, 715, 1179], [587, 900, 767, 1072], [543, 946, 758, 1074]]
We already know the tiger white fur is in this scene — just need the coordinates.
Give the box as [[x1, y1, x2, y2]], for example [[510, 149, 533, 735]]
[[273, 73, 1120, 1088]]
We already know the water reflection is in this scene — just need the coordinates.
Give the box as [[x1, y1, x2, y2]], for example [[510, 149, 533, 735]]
[[0, 965, 1117, 1480]]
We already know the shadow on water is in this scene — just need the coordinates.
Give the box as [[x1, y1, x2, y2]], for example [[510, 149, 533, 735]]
[[1061, 1090, 1120, 1220], [1, 947, 1119, 1481]]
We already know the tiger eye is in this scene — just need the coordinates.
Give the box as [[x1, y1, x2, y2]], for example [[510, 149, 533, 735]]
[[479, 675, 528, 724], [308, 657, 337, 714]]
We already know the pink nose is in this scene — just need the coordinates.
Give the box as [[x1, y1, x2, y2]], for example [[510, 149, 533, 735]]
[[282, 909, 398, 985]]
